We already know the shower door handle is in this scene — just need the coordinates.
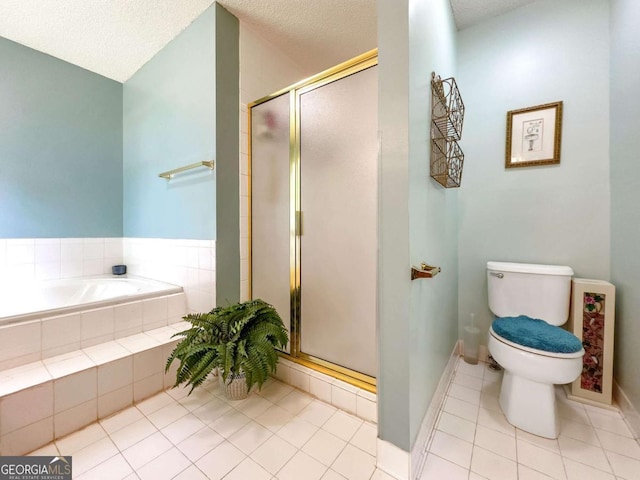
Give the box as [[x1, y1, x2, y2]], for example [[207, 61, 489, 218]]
[[295, 211, 303, 236]]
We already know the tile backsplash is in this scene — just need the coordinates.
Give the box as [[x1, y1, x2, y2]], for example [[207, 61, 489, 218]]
[[0, 237, 216, 314], [0, 238, 123, 281]]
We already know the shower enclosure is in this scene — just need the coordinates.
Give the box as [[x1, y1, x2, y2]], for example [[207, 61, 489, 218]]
[[249, 51, 378, 389]]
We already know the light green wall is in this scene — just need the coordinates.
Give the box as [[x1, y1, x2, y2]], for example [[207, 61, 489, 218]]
[[214, 5, 240, 305], [610, 0, 640, 411], [457, 0, 611, 342], [123, 6, 217, 240], [0, 37, 122, 238], [378, 0, 458, 452]]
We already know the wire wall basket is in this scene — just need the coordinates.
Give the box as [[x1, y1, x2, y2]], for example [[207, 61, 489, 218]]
[[430, 72, 465, 188]]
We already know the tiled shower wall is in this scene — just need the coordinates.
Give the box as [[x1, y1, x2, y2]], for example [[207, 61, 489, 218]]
[[122, 238, 216, 314]]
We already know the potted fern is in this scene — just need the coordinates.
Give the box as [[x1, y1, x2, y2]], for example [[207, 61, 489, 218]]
[[165, 299, 288, 400]]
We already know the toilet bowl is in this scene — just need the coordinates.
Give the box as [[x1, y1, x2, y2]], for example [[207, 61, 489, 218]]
[[486, 261, 584, 439], [488, 326, 584, 438]]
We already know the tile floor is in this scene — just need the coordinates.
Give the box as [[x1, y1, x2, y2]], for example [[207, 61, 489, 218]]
[[29, 357, 640, 480], [421, 359, 640, 480], [30, 374, 390, 480]]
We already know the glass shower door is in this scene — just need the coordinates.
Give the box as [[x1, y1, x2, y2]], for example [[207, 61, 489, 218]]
[[250, 93, 292, 351], [298, 66, 378, 378]]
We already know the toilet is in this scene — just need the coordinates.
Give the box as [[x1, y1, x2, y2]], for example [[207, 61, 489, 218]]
[[486, 261, 585, 439]]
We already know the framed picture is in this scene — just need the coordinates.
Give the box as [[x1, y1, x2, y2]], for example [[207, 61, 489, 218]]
[[505, 101, 563, 168]]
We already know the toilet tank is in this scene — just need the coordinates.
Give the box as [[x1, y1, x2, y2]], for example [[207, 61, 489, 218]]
[[487, 261, 574, 326]]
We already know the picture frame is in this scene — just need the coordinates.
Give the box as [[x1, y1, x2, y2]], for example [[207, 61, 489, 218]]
[[567, 279, 616, 407], [505, 101, 563, 168]]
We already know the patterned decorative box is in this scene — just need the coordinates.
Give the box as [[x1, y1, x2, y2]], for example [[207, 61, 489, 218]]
[[568, 279, 616, 406]]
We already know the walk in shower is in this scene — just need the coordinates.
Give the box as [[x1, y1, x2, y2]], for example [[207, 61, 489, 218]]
[[249, 50, 378, 390]]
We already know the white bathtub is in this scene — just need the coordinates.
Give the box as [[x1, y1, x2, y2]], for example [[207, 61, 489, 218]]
[[0, 275, 182, 325]]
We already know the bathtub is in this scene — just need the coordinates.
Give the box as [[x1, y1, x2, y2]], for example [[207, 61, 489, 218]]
[[0, 275, 182, 326]]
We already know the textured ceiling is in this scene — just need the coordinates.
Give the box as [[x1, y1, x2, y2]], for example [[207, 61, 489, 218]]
[[217, 0, 376, 74], [450, 0, 538, 30], [0, 0, 537, 83], [0, 0, 216, 82]]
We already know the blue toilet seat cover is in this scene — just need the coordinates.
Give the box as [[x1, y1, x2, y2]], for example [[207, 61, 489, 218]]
[[492, 315, 583, 354]]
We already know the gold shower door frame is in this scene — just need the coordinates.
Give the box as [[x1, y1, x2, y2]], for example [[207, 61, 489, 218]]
[[248, 50, 378, 393]]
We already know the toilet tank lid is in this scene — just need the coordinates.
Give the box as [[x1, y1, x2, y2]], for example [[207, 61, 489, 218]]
[[487, 261, 574, 276]]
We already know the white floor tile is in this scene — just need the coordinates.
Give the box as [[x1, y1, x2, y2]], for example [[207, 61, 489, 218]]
[[55, 423, 107, 455], [72, 436, 119, 476], [558, 435, 613, 473], [322, 469, 348, 480], [277, 389, 314, 415], [516, 439, 566, 479], [210, 410, 252, 438], [109, 417, 157, 451], [278, 450, 327, 480], [517, 464, 556, 480], [161, 413, 206, 444], [277, 417, 319, 448], [596, 428, 640, 459], [517, 428, 561, 453], [76, 453, 133, 480], [228, 420, 273, 454], [588, 410, 635, 438], [176, 426, 224, 462], [454, 372, 484, 391], [457, 361, 486, 379], [349, 422, 377, 456], [146, 402, 189, 429], [477, 407, 515, 436], [298, 400, 338, 427], [322, 410, 362, 442], [428, 430, 473, 469], [470, 445, 518, 480], [173, 465, 209, 480], [302, 428, 347, 466], [195, 441, 246, 480], [136, 447, 191, 480], [100, 406, 145, 434], [605, 449, 640, 480], [563, 458, 615, 480], [255, 404, 295, 432], [257, 381, 294, 403], [191, 398, 232, 423], [419, 454, 468, 480], [224, 457, 271, 480], [449, 383, 482, 405], [331, 444, 376, 480], [177, 388, 216, 412], [121, 431, 172, 470], [443, 395, 479, 423], [559, 418, 601, 447], [251, 435, 297, 474], [474, 425, 516, 460], [136, 392, 175, 416], [437, 411, 477, 443], [236, 395, 274, 419]]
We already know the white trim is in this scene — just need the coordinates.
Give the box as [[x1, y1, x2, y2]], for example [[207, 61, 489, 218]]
[[377, 438, 410, 480], [411, 343, 459, 479], [614, 381, 640, 440]]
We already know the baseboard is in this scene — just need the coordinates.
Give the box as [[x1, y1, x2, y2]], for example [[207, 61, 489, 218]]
[[410, 343, 460, 480], [614, 381, 640, 440], [377, 438, 410, 480]]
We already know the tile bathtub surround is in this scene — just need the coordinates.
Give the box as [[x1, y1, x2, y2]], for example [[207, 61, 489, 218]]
[[122, 237, 216, 314], [0, 238, 123, 281], [0, 322, 190, 455], [0, 292, 186, 371]]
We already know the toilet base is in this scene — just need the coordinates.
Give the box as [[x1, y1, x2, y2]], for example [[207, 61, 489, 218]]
[[500, 370, 559, 439]]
